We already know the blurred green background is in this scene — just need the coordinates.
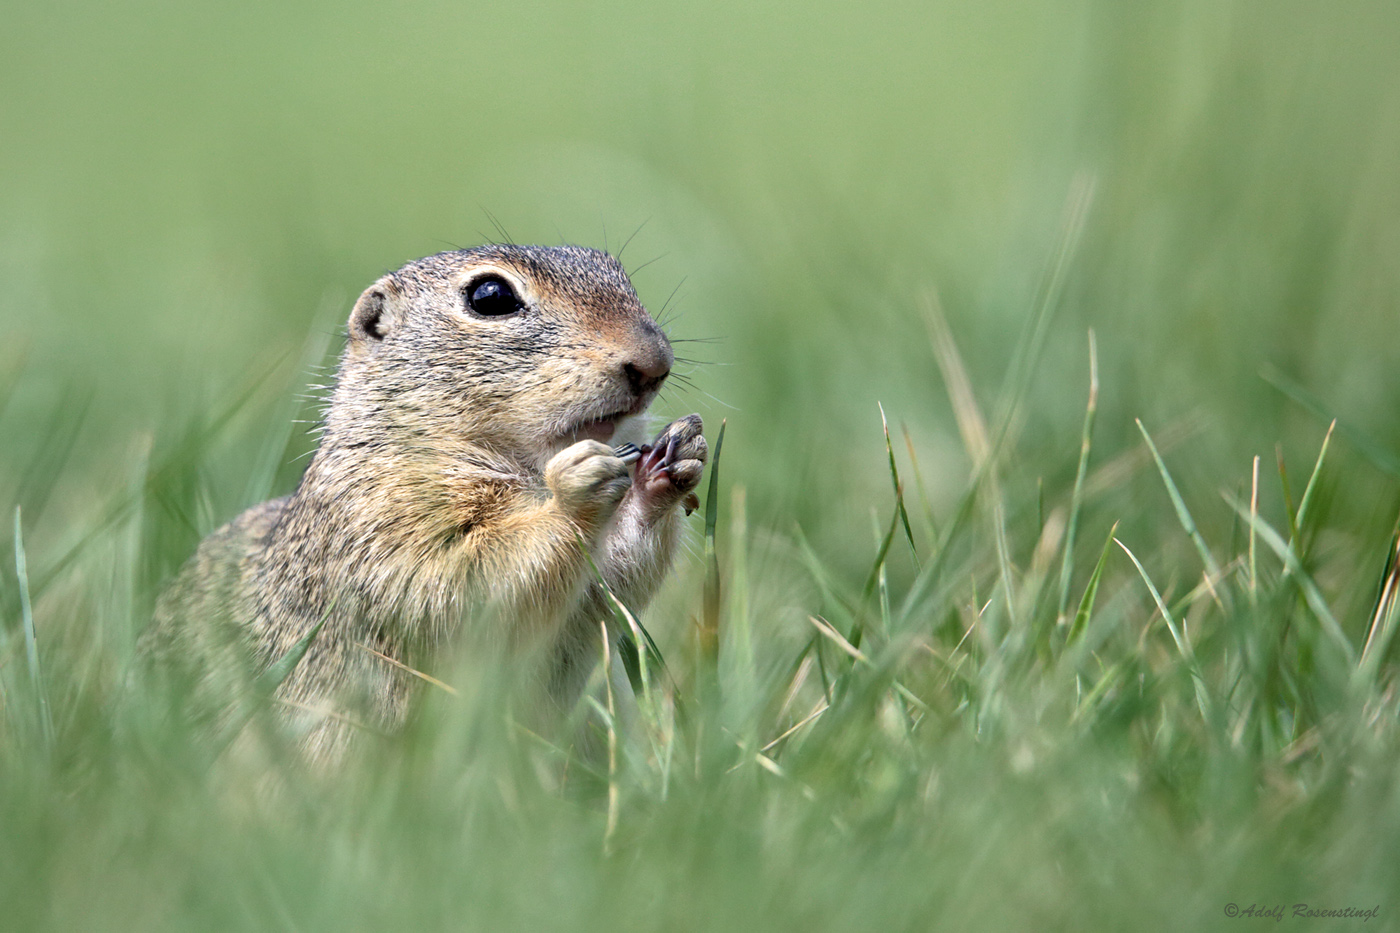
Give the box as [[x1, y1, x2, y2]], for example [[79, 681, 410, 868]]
[[4, 2, 1400, 930], [6, 0, 1398, 568]]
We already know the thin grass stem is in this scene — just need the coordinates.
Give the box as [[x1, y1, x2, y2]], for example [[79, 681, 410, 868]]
[[14, 507, 53, 751], [1057, 329, 1098, 622], [1137, 419, 1224, 586]]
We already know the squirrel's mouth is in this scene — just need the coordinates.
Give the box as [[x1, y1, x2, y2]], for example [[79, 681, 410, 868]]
[[554, 401, 651, 449], [563, 416, 622, 445]]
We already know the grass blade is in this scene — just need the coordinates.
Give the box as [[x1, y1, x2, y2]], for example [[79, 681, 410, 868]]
[[1361, 520, 1400, 674], [1067, 521, 1117, 646], [878, 402, 919, 567], [14, 387, 93, 532], [14, 507, 54, 751], [1262, 365, 1400, 478], [576, 532, 664, 713], [25, 352, 294, 604], [807, 616, 927, 712], [242, 298, 341, 506], [1073, 659, 1128, 723], [1057, 329, 1099, 622], [923, 292, 1016, 634], [1223, 494, 1356, 666], [727, 484, 754, 692], [699, 419, 726, 694], [355, 643, 459, 697], [1249, 455, 1260, 603], [213, 601, 335, 755], [809, 614, 867, 663], [1276, 445, 1299, 544], [1115, 536, 1212, 720], [1293, 419, 1336, 545], [857, 507, 901, 647], [793, 527, 861, 639], [990, 173, 1095, 443], [599, 620, 620, 855], [896, 480, 980, 625], [254, 607, 332, 698], [1137, 419, 1223, 584], [901, 423, 937, 543]]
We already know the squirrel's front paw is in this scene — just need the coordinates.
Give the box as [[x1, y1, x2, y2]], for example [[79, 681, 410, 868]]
[[632, 414, 707, 515], [546, 440, 631, 526]]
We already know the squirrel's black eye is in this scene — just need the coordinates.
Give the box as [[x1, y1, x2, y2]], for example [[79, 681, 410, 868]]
[[466, 276, 523, 317]]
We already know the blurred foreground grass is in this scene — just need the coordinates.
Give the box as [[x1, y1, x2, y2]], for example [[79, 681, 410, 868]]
[[4, 0, 1400, 929]]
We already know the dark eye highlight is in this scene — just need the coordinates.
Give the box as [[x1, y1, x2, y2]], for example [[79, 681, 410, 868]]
[[465, 276, 523, 317]]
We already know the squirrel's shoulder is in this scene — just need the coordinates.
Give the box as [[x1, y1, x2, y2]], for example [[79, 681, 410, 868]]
[[148, 495, 292, 635], [189, 495, 290, 575]]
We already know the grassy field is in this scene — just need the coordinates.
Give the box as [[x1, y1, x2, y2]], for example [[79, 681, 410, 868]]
[[4, 1, 1400, 929]]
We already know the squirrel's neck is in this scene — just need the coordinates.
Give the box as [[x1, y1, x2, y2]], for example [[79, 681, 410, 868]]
[[316, 372, 545, 482], [287, 430, 530, 544]]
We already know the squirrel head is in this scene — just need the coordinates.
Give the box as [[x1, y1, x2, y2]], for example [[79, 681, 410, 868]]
[[330, 245, 673, 472]]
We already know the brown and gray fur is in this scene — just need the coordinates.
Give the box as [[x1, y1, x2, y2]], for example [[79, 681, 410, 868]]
[[141, 245, 706, 765]]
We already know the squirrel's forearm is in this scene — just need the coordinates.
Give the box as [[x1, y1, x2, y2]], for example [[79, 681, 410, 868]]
[[595, 496, 685, 610], [546, 501, 683, 709], [459, 495, 604, 630], [591, 414, 706, 612]]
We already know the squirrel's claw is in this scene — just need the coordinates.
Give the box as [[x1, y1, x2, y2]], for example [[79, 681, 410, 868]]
[[630, 414, 706, 513]]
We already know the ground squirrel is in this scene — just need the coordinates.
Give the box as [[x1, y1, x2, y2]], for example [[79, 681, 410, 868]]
[[142, 245, 707, 764]]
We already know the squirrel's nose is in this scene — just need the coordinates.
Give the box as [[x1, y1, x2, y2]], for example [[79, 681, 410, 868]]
[[623, 329, 673, 396]]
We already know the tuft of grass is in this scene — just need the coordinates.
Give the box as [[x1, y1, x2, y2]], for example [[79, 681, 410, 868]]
[[4, 305, 1400, 931]]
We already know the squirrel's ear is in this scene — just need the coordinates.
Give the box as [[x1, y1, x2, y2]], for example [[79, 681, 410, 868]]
[[349, 277, 399, 346]]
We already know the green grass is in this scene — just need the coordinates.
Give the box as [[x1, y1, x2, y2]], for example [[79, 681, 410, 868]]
[[5, 0, 1400, 929]]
